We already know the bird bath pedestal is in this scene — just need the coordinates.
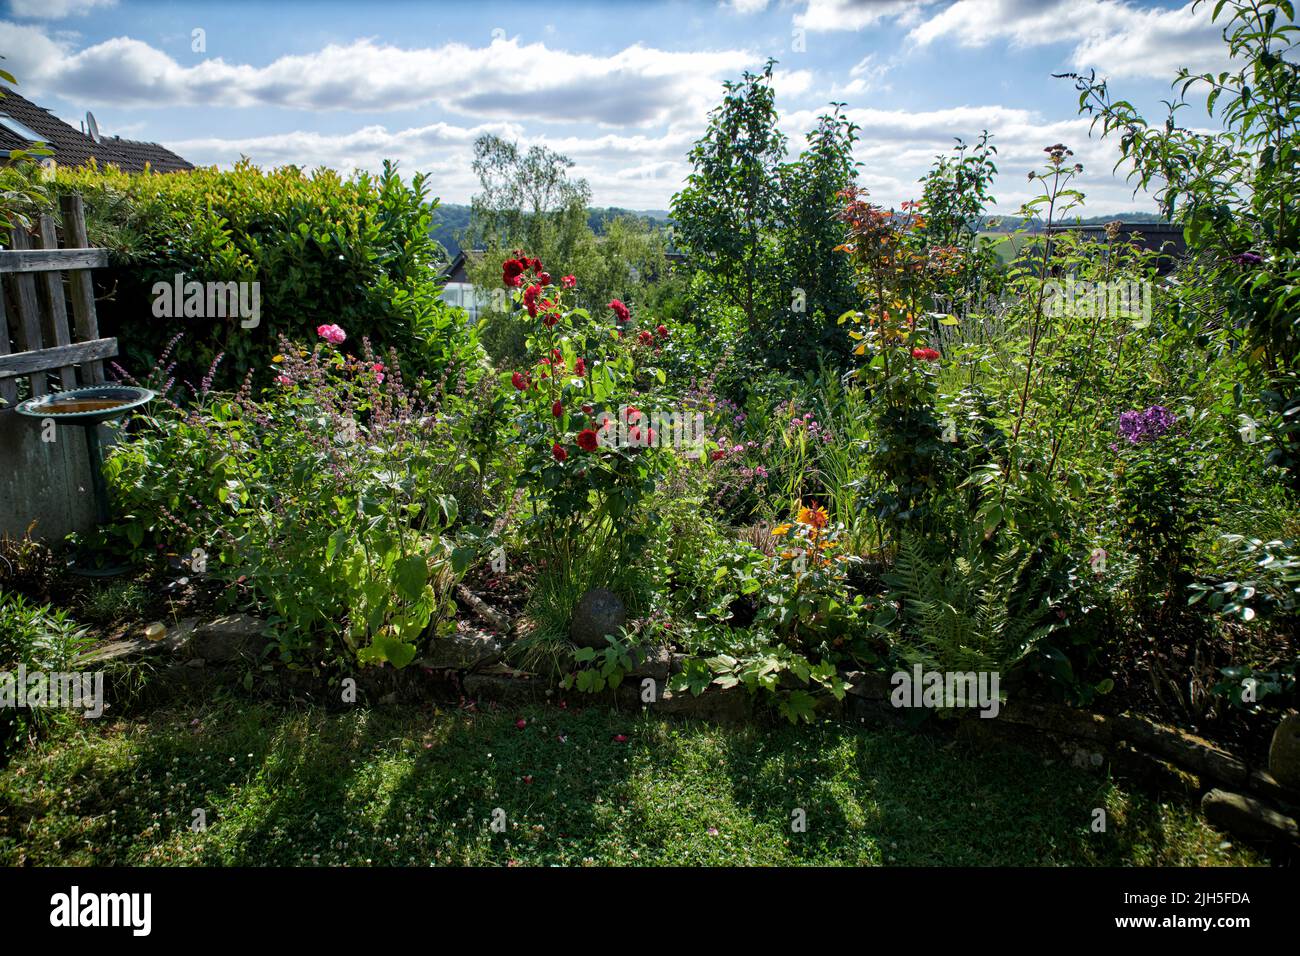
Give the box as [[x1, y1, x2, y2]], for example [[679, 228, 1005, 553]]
[[16, 385, 155, 575]]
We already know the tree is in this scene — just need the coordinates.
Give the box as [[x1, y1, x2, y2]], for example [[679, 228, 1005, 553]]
[[466, 134, 592, 274], [772, 105, 861, 369], [671, 58, 787, 335], [464, 134, 667, 366]]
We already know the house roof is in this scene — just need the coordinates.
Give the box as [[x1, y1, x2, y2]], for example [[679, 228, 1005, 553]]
[[101, 135, 194, 174], [0, 86, 194, 173]]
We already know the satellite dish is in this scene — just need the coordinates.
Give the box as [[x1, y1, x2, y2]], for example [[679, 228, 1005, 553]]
[[85, 111, 99, 143]]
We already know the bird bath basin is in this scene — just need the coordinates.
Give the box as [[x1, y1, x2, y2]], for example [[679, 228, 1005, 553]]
[[16, 385, 155, 574], [17, 385, 155, 424]]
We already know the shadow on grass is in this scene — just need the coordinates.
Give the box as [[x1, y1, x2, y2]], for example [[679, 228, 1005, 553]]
[[0, 694, 1263, 866]]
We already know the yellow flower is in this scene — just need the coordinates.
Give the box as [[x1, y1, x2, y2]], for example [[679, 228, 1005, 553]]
[[272, 354, 285, 364], [771, 524, 792, 537]]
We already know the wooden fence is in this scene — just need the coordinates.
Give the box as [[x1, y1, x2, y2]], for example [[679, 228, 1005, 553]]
[[0, 194, 118, 540]]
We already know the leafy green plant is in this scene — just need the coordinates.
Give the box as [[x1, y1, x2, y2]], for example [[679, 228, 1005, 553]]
[[560, 630, 635, 694], [0, 594, 93, 753], [886, 533, 1065, 675]]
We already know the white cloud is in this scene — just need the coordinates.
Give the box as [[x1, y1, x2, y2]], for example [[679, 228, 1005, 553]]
[[0, 20, 71, 84], [783, 101, 1158, 212], [832, 53, 893, 96], [909, 0, 1232, 79], [774, 67, 816, 97], [169, 119, 698, 209], [725, 0, 771, 12], [8, 0, 116, 18], [15, 32, 757, 129], [795, 0, 933, 33]]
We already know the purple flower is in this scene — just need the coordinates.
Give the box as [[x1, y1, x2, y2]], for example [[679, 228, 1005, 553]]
[[1231, 251, 1263, 267], [1117, 404, 1176, 444]]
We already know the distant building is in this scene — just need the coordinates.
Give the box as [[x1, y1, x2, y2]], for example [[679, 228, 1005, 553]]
[[0, 86, 194, 173], [440, 249, 492, 323], [1046, 221, 1186, 274]]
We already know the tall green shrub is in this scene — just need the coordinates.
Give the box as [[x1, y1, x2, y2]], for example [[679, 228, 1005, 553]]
[[52, 159, 481, 389]]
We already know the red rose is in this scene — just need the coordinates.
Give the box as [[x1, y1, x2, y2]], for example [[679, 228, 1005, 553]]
[[539, 272, 551, 286], [524, 284, 542, 316], [638, 330, 653, 345], [511, 371, 527, 391], [577, 429, 598, 451], [655, 324, 668, 338], [543, 313, 558, 328], [711, 449, 726, 461], [581, 403, 594, 416], [573, 358, 586, 376], [552, 442, 567, 462], [911, 347, 940, 361], [608, 299, 631, 323], [562, 274, 576, 288], [502, 258, 524, 287], [552, 400, 563, 417]]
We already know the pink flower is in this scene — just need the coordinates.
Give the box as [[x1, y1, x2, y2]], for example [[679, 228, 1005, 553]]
[[562, 274, 577, 288], [516, 718, 527, 730], [372, 362, 385, 384], [316, 323, 347, 345], [275, 374, 292, 386], [613, 733, 628, 743]]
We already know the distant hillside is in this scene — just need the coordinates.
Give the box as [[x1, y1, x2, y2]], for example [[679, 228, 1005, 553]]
[[979, 211, 1168, 233], [430, 203, 672, 258]]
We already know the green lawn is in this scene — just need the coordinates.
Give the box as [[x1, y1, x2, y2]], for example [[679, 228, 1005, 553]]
[[0, 697, 1262, 866]]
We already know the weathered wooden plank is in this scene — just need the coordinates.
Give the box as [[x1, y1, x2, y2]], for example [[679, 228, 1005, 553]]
[[0, 288, 17, 406], [0, 248, 108, 273], [8, 227, 47, 397], [37, 214, 77, 390], [0, 337, 118, 381], [59, 194, 103, 384]]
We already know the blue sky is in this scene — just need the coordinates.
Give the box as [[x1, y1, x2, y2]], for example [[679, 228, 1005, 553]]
[[0, 0, 1256, 214]]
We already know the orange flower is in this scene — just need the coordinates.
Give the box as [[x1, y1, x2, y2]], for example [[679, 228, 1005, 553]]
[[796, 505, 829, 530]]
